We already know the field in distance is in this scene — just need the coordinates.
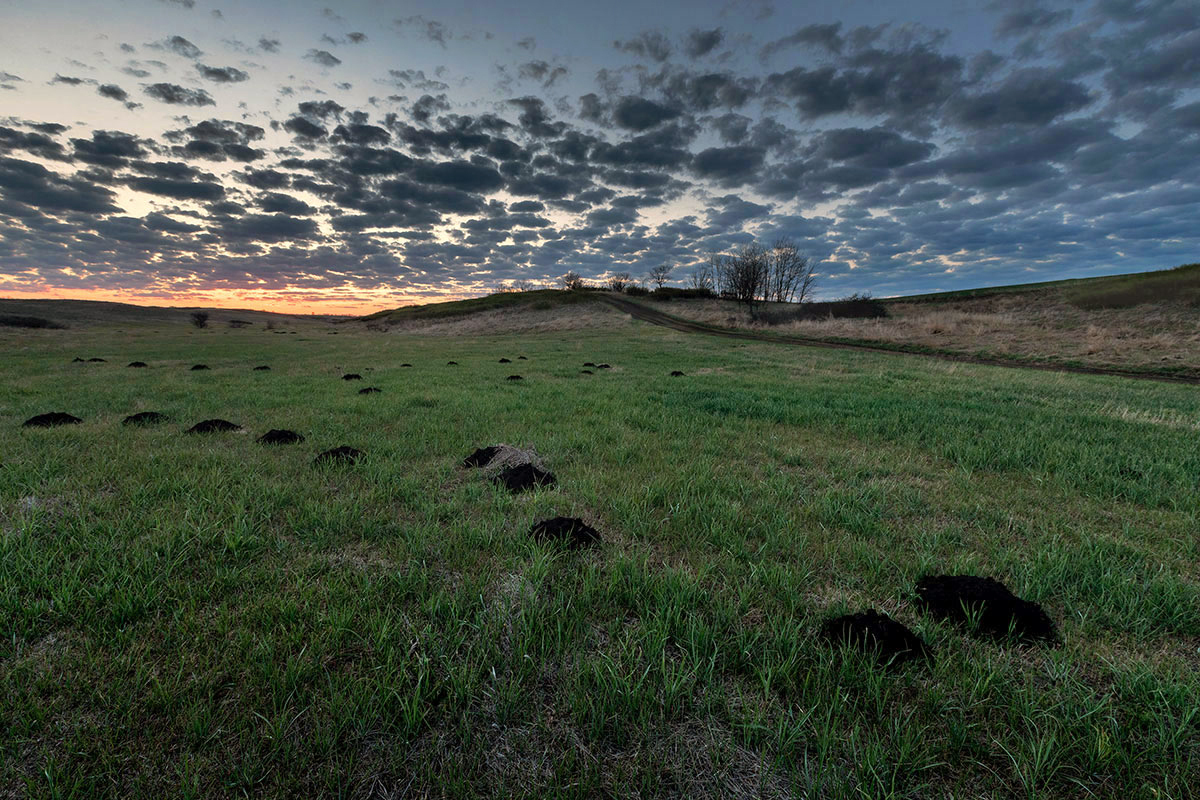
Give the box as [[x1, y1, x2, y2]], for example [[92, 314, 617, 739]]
[[1, 307, 1197, 798]]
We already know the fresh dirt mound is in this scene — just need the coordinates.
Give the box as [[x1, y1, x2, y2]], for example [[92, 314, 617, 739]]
[[127, 361, 148, 368], [494, 463, 556, 493], [187, 419, 241, 434], [498, 358, 512, 363], [190, 364, 209, 371], [820, 610, 932, 666], [253, 365, 271, 371], [23, 412, 82, 428], [581, 370, 593, 375], [464, 443, 544, 473], [401, 363, 413, 367], [583, 362, 596, 367], [358, 387, 382, 394], [447, 361, 458, 365], [598, 364, 612, 369], [87, 358, 106, 363], [462, 445, 502, 468], [257, 429, 304, 445], [670, 370, 685, 376], [506, 375, 523, 381], [342, 373, 362, 380], [71, 357, 85, 363], [518, 356, 527, 360], [530, 517, 601, 549], [915, 575, 1058, 643], [315, 446, 363, 465], [123, 411, 168, 426]]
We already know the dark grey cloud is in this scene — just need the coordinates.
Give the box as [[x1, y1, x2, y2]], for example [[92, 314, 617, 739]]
[[305, 49, 342, 67], [518, 60, 568, 88], [0, 126, 68, 160], [613, 96, 681, 131], [761, 22, 844, 59], [144, 82, 215, 105], [258, 37, 280, 52], [348, 32, 368, 44], [160, 35, 202, 58], [692, 145, 764, 185], [684, 28, 724, 58], [0, 156, 119, 213], [50, 75, 87, 86], [97, 84, 129, 102], [395, 15, 451, 48], [951, 67, 1092, 127], [196, 64, 249, 82]]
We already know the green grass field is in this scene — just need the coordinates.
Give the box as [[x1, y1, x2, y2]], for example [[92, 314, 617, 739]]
[[1, 318, 1198, 798]]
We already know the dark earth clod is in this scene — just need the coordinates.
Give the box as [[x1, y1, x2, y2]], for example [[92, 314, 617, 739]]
[[314, 446, 363, 465], [506, 375, 523, 381], [253, 365, 271, 371], [23, 412, 82, 428], [530, 517, 601, 549], [257, 429, 305, 445], [358, 387, 382, 394], [518, 356, 527, 360], [493, 463, 556, 493], [447, 361, 458, 365], [670, 370, 685, 377], [598, 364, 612, 369], [583, 362, 596, 367], [462, 446, 501, 468], [342, 373, 362, 380], [914, 575, 1058, 644], [581, 370, 593, 375], [128, 361, 148, 368], [87, 358, 106, 363], [122, 411, 169, 426], [190, 364, 209, 371], [71, 357, 85, 363], [819, 610, 932, 666], [186, 419, 241, 434], [401, 363, 413, 367], [499, 358, 512, 363]]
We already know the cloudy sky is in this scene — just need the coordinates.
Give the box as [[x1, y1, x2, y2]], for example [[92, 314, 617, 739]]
[[0, 0, 1197, 313]]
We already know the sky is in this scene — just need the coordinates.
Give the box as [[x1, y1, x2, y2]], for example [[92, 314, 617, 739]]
[[0, 0, 1198, 314]]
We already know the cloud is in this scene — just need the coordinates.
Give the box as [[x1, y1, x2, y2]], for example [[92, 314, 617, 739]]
[[144, 82, 215, 105], [684, 28, 724, 58], [258, 37, 280, 52], [761, 22, 844, 58], [951, 68, 1092, 127], [519, 60, 568, 88], [97, 84, 129, 102], [613, 96, 681, 131], [159, 35, 203, 58], [305, 49, 342, 67], [157, 0, 195, 8], [196, 64, 249, 82], [395, 15, 451, 48], [614, 31, 672, 62], [348, 32, 368, 44], [692, 145, 765, 185], [50, 75, 88, 86]]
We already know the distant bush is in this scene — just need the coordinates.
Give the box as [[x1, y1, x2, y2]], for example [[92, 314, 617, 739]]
[[753, 294, 888, 325], [190, 311, 209, 329], [625, 285, 649, 296], [0, 315, 66, 329], [648, 287, 717, 301], [228, 319, 252, 328]]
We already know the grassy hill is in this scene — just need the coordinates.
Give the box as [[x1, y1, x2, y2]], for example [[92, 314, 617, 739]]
[[0, 298, 333, 329], [361, 289, 591, 325]]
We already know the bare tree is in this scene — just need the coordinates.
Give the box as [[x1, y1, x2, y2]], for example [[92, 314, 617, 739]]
[[716, 243, 770, 307], [190, 311, 209, 329], [764, 238, 817, 303], [607, 271, 633, 292], [561, 271, 584, 290], [515, 279, 535, 292], [690, 257, 717, 292], [647, 264, 672, 289]]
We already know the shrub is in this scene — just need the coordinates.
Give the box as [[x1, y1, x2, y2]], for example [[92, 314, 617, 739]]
[[625, 285, 649, 296], [753, 294, 888, 325], [648, 287, 716, 301], [190, 311, 209, 329]]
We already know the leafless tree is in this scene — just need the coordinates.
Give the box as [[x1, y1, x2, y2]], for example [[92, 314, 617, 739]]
[[716, 243, 770, 307], [607, 271, 633, 292], [647, 264, 672, 289], [763, 238, 817, 303], [561, 271, 585, 290], [515, 279, 535, 292], [190, 311, 209, 329], [690, 257, 717, 292]]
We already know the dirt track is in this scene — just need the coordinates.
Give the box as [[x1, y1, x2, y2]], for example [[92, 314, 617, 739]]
[[599, 295, 1200, 386]]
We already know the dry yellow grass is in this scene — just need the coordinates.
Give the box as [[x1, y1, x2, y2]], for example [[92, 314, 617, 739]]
[[379, 299, 631, 336]]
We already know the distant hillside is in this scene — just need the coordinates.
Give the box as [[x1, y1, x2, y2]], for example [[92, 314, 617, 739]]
[[0, 298, 334, 328], [889, 262, 1200, 307], [361, 289, 591, 324]]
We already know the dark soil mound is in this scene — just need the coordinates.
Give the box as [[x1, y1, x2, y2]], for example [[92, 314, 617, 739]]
[[128, 361, 148, 368], [71, 357, 85, 363], [462, 445, 501, 468], [597, 364, 611, 369], [253, 365, 271, 371], [530, 517, 601, 549], [506, 375, 523, 381], [358, 387, 382, 394], [314, 446, 363, 465], [87, 358, 107, 363], [581, 370, 593, 375], [820, 610, 932, 666], [23, 412, 82, 428], [122, 411, 168, 426], [518, 356, 527, 360], [447, 361, 458, 365], [342, 373, 362, 380], [190, 364, 209, 371], [257, 429, 305, 445], [583, 362, 596, 367], [493, 463, 556, 493], [670, 370, 685, 377], [915, 575, 1058, 643], [187, 419, 241, 434], [498, 358, 512, 363], [401, 363, 413, 368]]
